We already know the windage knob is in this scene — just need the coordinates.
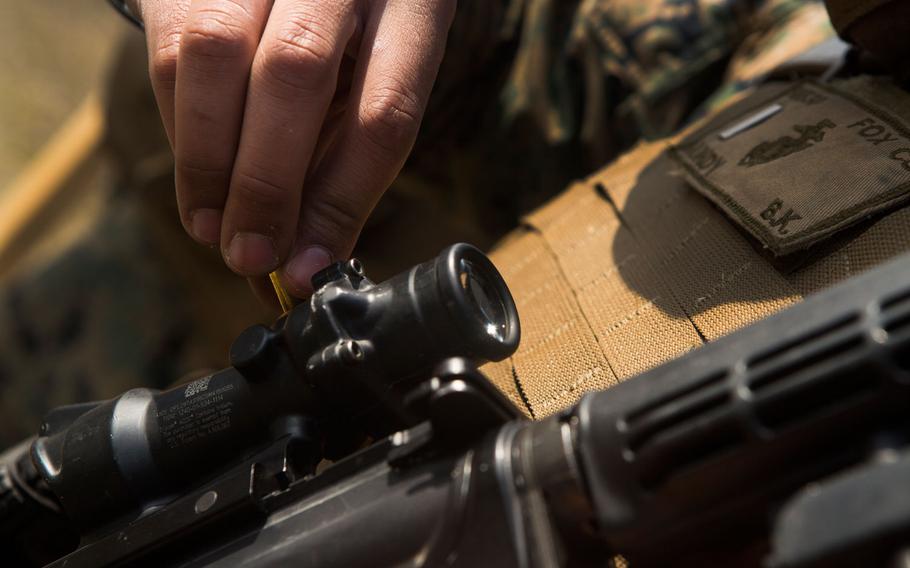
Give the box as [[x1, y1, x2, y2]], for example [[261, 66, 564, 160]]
[[311, 258, 366, 291], [230, 324, 280, 381]]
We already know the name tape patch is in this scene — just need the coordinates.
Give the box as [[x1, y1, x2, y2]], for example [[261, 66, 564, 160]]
[[671, 81, 910, 256]]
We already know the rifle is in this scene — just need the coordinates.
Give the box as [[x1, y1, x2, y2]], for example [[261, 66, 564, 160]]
[[3, 243, 910, 567]]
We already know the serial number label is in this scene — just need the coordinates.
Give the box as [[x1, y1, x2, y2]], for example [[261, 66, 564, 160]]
[[158, 382, 235, 450]]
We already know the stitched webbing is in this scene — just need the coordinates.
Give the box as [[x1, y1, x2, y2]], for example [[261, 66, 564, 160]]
[[483, 78, 910, 418]]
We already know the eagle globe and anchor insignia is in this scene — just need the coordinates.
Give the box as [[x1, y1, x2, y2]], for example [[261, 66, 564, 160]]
[[739, 119, 836, 167]]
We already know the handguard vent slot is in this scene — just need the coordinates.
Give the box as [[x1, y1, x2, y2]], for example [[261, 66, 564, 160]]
[[748, 335, 864, 393], [747, 314, 858, 371], [883, 290, 910, 336], [633, 407, 743, 490], [751, 339, 875, 431], [882, 288, 910, 316], [747, 312, 871, 430], [623, 372, 741, 489], [881, 291, 910, 371], [626, 314, 878, 488], [625, 372, 727, 453]]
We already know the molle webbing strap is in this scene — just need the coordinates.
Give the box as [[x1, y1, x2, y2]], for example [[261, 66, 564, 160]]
[[825, 0, 895, 35], [588, 141, 801, 342], [523, 178, 702, 382], [788, 205, 910, 295], [487, 229, 618, 419], [483, 143, 801, 416], [484, 77, 910, 419], [480, 353, 527, 415]]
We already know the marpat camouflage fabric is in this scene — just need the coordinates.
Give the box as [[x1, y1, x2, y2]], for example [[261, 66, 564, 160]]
[[0, 0, 832, 446], [416, 0, 833, 232]]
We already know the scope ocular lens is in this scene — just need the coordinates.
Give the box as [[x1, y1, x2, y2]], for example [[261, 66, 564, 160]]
[[458, 258, 509, 342], [434, 243, 520, 362]]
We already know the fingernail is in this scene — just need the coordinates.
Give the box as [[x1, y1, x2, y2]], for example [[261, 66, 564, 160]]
[[190, 209, 222, 245], [285, 245, 333, 293], [226, 232, 279, 275]]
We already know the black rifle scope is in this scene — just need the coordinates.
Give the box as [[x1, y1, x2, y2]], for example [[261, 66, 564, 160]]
[[28, 243, 520, 532]]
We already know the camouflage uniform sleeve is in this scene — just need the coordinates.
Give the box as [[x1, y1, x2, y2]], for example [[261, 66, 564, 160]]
[[699, 0, 835, 115], [498, 0, 833, 155], [414, 0, 834, 235]]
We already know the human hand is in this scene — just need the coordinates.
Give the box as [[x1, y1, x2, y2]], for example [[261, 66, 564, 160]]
[[132, 0, 456, 296]]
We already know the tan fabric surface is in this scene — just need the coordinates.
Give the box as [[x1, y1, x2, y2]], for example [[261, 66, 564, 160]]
[[595, 148, 801, 340], [483, 76, 910, 419], [525, 184, 703, 380], [838, 75, 910, 118], [788, 205, 910, 295], [672, 80, 910, 256], [478, 354, 530, 419], [486, 229, 618, 418]]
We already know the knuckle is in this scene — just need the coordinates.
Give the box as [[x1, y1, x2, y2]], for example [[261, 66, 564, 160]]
[[232, 170, 293, 212], [358, 85, 423, 157], [150, 35, 180, 90], [260, 16, 336, 92], [182, 6, 255, 60], [306, 190, 364, 242], [177, 158, 229, 188]]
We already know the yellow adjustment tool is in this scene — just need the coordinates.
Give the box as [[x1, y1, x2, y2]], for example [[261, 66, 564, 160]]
[[269, 271, 297, 313]]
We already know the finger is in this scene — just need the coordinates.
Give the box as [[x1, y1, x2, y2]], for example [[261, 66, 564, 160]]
[[220, 0, 359, 276], [282, 0, 456, 296], [309, 53, 358, 172], [140, 0, 193, 147], [173, 0, 272, 246]]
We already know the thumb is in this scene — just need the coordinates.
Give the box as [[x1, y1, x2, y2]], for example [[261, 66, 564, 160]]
[[280, 175, 374, 297]]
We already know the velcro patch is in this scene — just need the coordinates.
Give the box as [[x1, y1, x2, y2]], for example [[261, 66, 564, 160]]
[[671, 80, 910, 256]]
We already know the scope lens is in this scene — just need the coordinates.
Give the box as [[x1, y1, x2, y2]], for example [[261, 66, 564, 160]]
[[459, 258, 509, 342]]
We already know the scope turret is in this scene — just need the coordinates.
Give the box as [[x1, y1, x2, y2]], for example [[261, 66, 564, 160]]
[[29, 243, 520, 532]]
